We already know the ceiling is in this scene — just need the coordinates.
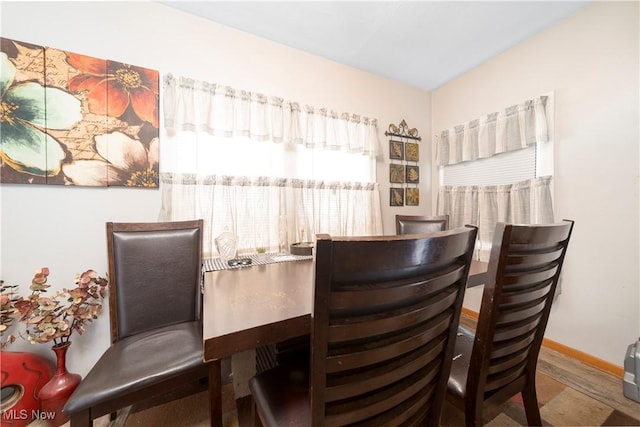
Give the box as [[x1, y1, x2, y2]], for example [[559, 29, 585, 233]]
[[159, 1, 590, 91]]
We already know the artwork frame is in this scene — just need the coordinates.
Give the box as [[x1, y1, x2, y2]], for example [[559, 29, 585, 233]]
[[406, 165, 419, 184], [389, 164, 405, 184], [405, 142, 419, 162], [389, 140, 404, 160], [0, 37, 160, 188], [405, 188, 420, 206], [390, 188, 404, 206]]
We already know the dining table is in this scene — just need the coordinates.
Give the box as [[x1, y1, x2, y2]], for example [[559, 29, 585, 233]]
[[202, 257, 488, 363]]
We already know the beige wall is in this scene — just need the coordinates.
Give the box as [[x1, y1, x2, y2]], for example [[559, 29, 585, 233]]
[[0, 1, 430, 375], [1, 1, 636, 374], [432, 1, 639, 365]]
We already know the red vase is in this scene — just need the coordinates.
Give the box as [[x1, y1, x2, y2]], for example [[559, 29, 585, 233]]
[[0, 350, 54, 427], [37, 342, 81, 426]]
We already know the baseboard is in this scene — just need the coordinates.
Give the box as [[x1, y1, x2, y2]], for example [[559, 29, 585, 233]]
[[541, 338, 624, 378], [461, 306, 480, 320], [460, 307, 624, 378]]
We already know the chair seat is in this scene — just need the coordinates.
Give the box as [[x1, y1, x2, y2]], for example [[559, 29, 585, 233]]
[[447, 326, 475, 400], [249, 364, 309, 426], [64, 321, 205, 414]]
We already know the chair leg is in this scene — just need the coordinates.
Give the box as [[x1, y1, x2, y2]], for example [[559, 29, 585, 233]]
[[209, 359, 223, 427], [522, 378, 542, 426], [253, 399, 263, 427], [69, 410, 92, 427], [111, 406, 133, 427], [464, 398, 484, 427]]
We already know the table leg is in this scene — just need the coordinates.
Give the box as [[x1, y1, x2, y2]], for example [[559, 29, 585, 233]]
[[231, 349, 256, 399]]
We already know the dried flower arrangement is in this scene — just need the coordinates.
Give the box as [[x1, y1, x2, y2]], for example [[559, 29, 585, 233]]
[[0, 280, 20, 349], [13, 268, 108, 346]]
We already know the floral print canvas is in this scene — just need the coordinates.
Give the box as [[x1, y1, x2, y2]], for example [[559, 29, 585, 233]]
[[0, 37, 159, 187]]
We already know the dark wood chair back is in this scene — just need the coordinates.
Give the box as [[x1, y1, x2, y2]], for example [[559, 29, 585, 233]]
[[396, 214, 449, 235], [107, 220, 203, 342], [64, 220, 222, 427], [310, 226, 477, 426], [447, 220, 574, 426]]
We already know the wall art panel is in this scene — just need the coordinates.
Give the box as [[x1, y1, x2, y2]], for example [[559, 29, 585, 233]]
[[0, 37, 159, 187], [406, 188, 419, 206]]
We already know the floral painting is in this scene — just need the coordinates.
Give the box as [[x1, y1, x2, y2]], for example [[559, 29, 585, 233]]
[[0, 37, 159, 187]]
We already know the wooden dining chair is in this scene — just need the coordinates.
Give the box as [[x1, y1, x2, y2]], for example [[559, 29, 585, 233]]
[[447, 220, 574, 426], [396, 214, 450, 235], [63, 220, 222, 427], [250, 226, 478, 426]]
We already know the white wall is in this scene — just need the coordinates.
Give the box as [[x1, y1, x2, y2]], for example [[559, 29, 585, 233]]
[[431, 1, 639, 365], [0, 1, 431, 375]]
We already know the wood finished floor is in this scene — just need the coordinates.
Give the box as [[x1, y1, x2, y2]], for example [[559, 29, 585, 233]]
[[44, 314, 640, 427], [113, 347, 640, 427]]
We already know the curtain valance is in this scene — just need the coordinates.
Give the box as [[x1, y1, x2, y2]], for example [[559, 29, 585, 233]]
[[436, 95, 549, 166], [158, 173, 377, 191], [162, 74, 381, 158]]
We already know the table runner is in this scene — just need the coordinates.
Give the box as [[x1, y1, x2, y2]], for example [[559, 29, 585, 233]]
[[203, 253, 313, 272]]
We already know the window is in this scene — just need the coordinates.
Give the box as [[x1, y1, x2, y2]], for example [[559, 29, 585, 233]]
[[441, 145, 536, 187], [436, 94, 554, 260], [159, 74, 383, 257]]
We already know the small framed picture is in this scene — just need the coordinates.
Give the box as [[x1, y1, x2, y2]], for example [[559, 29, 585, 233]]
[[405, 142, 419, 162], [390, 164, 405, 183], [389, 140, 404, 160], [390, 188, 404, 206], [406, 165, 419, 184], [406, 188, 420, 206]]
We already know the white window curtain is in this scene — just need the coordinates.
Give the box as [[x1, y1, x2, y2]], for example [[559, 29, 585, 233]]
[[436, 96, 549, 166], [293, 180, 382, 241], [436, 95, 554, 260], [437, 176, 554, 259], [159, 75, 382, 258], [159, 174, 383, 258]]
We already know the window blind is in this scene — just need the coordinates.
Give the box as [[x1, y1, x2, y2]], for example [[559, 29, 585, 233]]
[[442, 146, 536, 187]]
